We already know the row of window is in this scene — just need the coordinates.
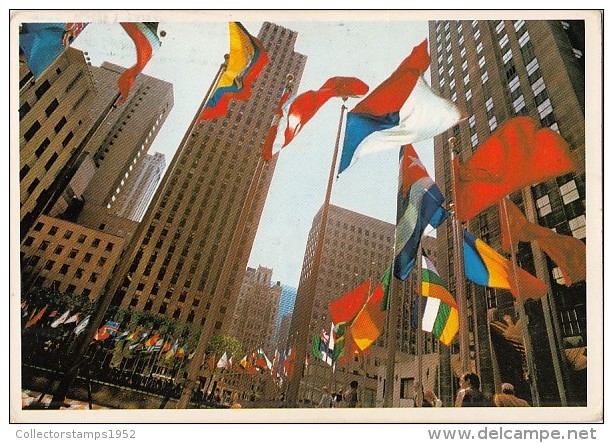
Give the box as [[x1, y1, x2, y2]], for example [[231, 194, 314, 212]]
[[31, 222, 115, 251]]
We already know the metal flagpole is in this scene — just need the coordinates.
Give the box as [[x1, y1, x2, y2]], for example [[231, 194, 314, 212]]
[[448, 137, 472, 374], [49, 56, 229, 409], [500, 198, 541, 406], [176, 74, 294, 409], [286, 99, 348, 406], [416, 247, 424, 407]]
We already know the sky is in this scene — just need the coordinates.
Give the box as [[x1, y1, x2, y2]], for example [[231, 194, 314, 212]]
[[71, 13, 433, 287]]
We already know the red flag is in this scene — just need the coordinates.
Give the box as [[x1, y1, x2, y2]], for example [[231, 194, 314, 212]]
[[456, 117, 577, 222], [24, 305, 47, 329], [261, 89, 291, 161], [499, 199, 586, 286], [351, 39, 430, 116], [351, 282, 387, 351], [329, 279, 371, 325], [283, 77, 369, 146], [117, 23, 161, 104]]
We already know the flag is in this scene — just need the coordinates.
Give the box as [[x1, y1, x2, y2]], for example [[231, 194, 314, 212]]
[[73, 315, 90, 335], [329, 279, 371, 324], [499, 199, 586, 286], [117, 22, 162, 104], [338, 40, 461, 174], [164, 339, 179, 360], [330, 322, 348, 362], [256, 349, 272, 372], [200, 22, 268, 119], [455, 117, 577, 222], [283, 77, 369, 147], [94, 321, 120, 341], [50, 310, 70, 328], [420, 254, 459, 346], [175, 346, 186, 359], [144, 333, 160, 348], [394, 145, 449, 280], [351, 267, 392, 351], [19, 23, 86, 78], [463, 230, 548, 299], [162, 340, 172, 353], [217, 351, 228, 369], [63, 312, 80, 325], [260, 88, 292, 161], [128, 331, 150, 350], [24, 305, 47, 329], [239, 355, 249, 371]]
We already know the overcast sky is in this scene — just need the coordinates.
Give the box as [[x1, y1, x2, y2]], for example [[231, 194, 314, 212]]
[[71, 13, 433, 287]]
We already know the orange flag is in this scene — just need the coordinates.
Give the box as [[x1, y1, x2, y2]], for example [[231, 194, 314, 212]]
[[350, 283, 387, 351], [456, 117, 576, 222], [499, 199, 586, 286]]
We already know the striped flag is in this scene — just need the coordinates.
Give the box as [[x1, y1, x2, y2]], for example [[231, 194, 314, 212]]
[[394, 145, 449, 280], [420, 253, 459, 346]]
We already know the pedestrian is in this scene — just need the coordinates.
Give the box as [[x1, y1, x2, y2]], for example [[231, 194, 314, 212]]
[[230, 392, 242, 409], [494, 383, 530, 407], [424, 389, 443, 407], [412, 381, 424, 407], [318, 386, 334, 408], [455, 372, 492, 407], [344, 380, 361, 408]]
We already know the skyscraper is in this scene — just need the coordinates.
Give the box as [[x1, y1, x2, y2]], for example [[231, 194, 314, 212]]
[[429, 19, 586, 406], [107, 22, 306, 349], [19, 47, 97, 239], [287, 204, 405, 406]]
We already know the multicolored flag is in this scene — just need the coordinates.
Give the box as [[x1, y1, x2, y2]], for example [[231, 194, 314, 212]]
[[351, 266, 392, 351], [217, 351, 229, 369], [63, 312, 80, 325], [420, 253, 459, 346], [201, 22, 268, 119], [455, 117, 577, 222], [499, 199, 586, 286], [339, 40, 461, 174], [19, 23, 87, 78], [283, 77, 369, 147], [94, 320, 120, 341], [117, 22, 162, 104], [329, 279, 371, 325], [463, 230, 548, 300], [394, 145, 449, 280]]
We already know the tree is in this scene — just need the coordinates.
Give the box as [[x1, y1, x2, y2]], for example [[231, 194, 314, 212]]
[[205, 333, 242, 360]]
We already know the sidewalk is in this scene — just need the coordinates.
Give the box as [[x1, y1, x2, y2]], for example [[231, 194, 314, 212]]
[[21, 389, 111, 410]]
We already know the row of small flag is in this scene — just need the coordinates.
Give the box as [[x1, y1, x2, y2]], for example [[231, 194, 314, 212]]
[[210, 347, 297, 383]]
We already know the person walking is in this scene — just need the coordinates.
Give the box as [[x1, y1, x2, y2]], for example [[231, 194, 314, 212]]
[[344, 380, 361, 408], [424, 389, 443, 407], [230, 392, 242, 409], [318, 386, 334, 408], [455, 372, 492, 407], [494, 383, 530, 407]]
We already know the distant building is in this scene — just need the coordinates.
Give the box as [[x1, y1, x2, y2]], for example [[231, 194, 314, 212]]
[[110, 152, 166, 222], [274, 285, 297, 345]]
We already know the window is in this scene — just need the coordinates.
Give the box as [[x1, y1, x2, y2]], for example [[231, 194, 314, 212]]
[[518, 31, 530, 48], [469, 115, 476, 128], [509, 75, 520, 92], [477, 42, 483, 53], [105, 242, 114, 252], [538, 98, 553, 119], [560, 180, 580, 204], [513, 95, 526, 113], [471, 133, 479, 147], [462, 60, 468, 72], [66, 284, 76, 294], [38, 240, 50, 251], [460, 47, 466, 59], [536, 195, 552, 216], [526, 58, 539, 76], [53, 245, 64, 255], [92, 238, 101, 248], [49, 226, 58, 235], [63, 230, 73, 239], [474, 29, 481, 40], [44, 260, 55, 270], [488, 116, 498, 131], [463, 73, 470, 85], [97, 256, 107, 267], [24, 236, 35, 247], [45, 99, 59, 117], [481, 71, 489, 83], [24, 121, 41, 142], [486, 97, 494, 112], [89, 272, 99, 283], [478, 55, 486, 69], [68, 248, 78, 258], [59, 264, 69, 275], [34, 222, 44, 232], [502, 49, 513, 64], [44, 153, 58, 171], [567, 215, 586, 239], [465, 89, 472, 101], [514, 19, 526, 31], [400, 377, 415, 400], [84, 253, 92, 263], [54, 117, 67, 134], [495, 21, 505, 34]]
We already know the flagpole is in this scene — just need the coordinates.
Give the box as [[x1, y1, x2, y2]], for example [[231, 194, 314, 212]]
[[383, 271, 398, 407], [448, 137, 472, 375], [416, 247, 424, 407], [286, 99, 348, 406], [519, 189, 567, 406], [48, 56, 229, 410], [176, 72, 295, 409], [500, 198, 540, 406]]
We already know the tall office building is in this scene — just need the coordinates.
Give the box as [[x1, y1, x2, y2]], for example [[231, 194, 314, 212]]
[[275, 285, 297, 329], [288, 204, 409, 406], [429, 19, 586, 406], [229, 266, 282, 356], [110, 152, 166, 222], [108, 23, 307, 351], [19, 47, 97, 239]]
